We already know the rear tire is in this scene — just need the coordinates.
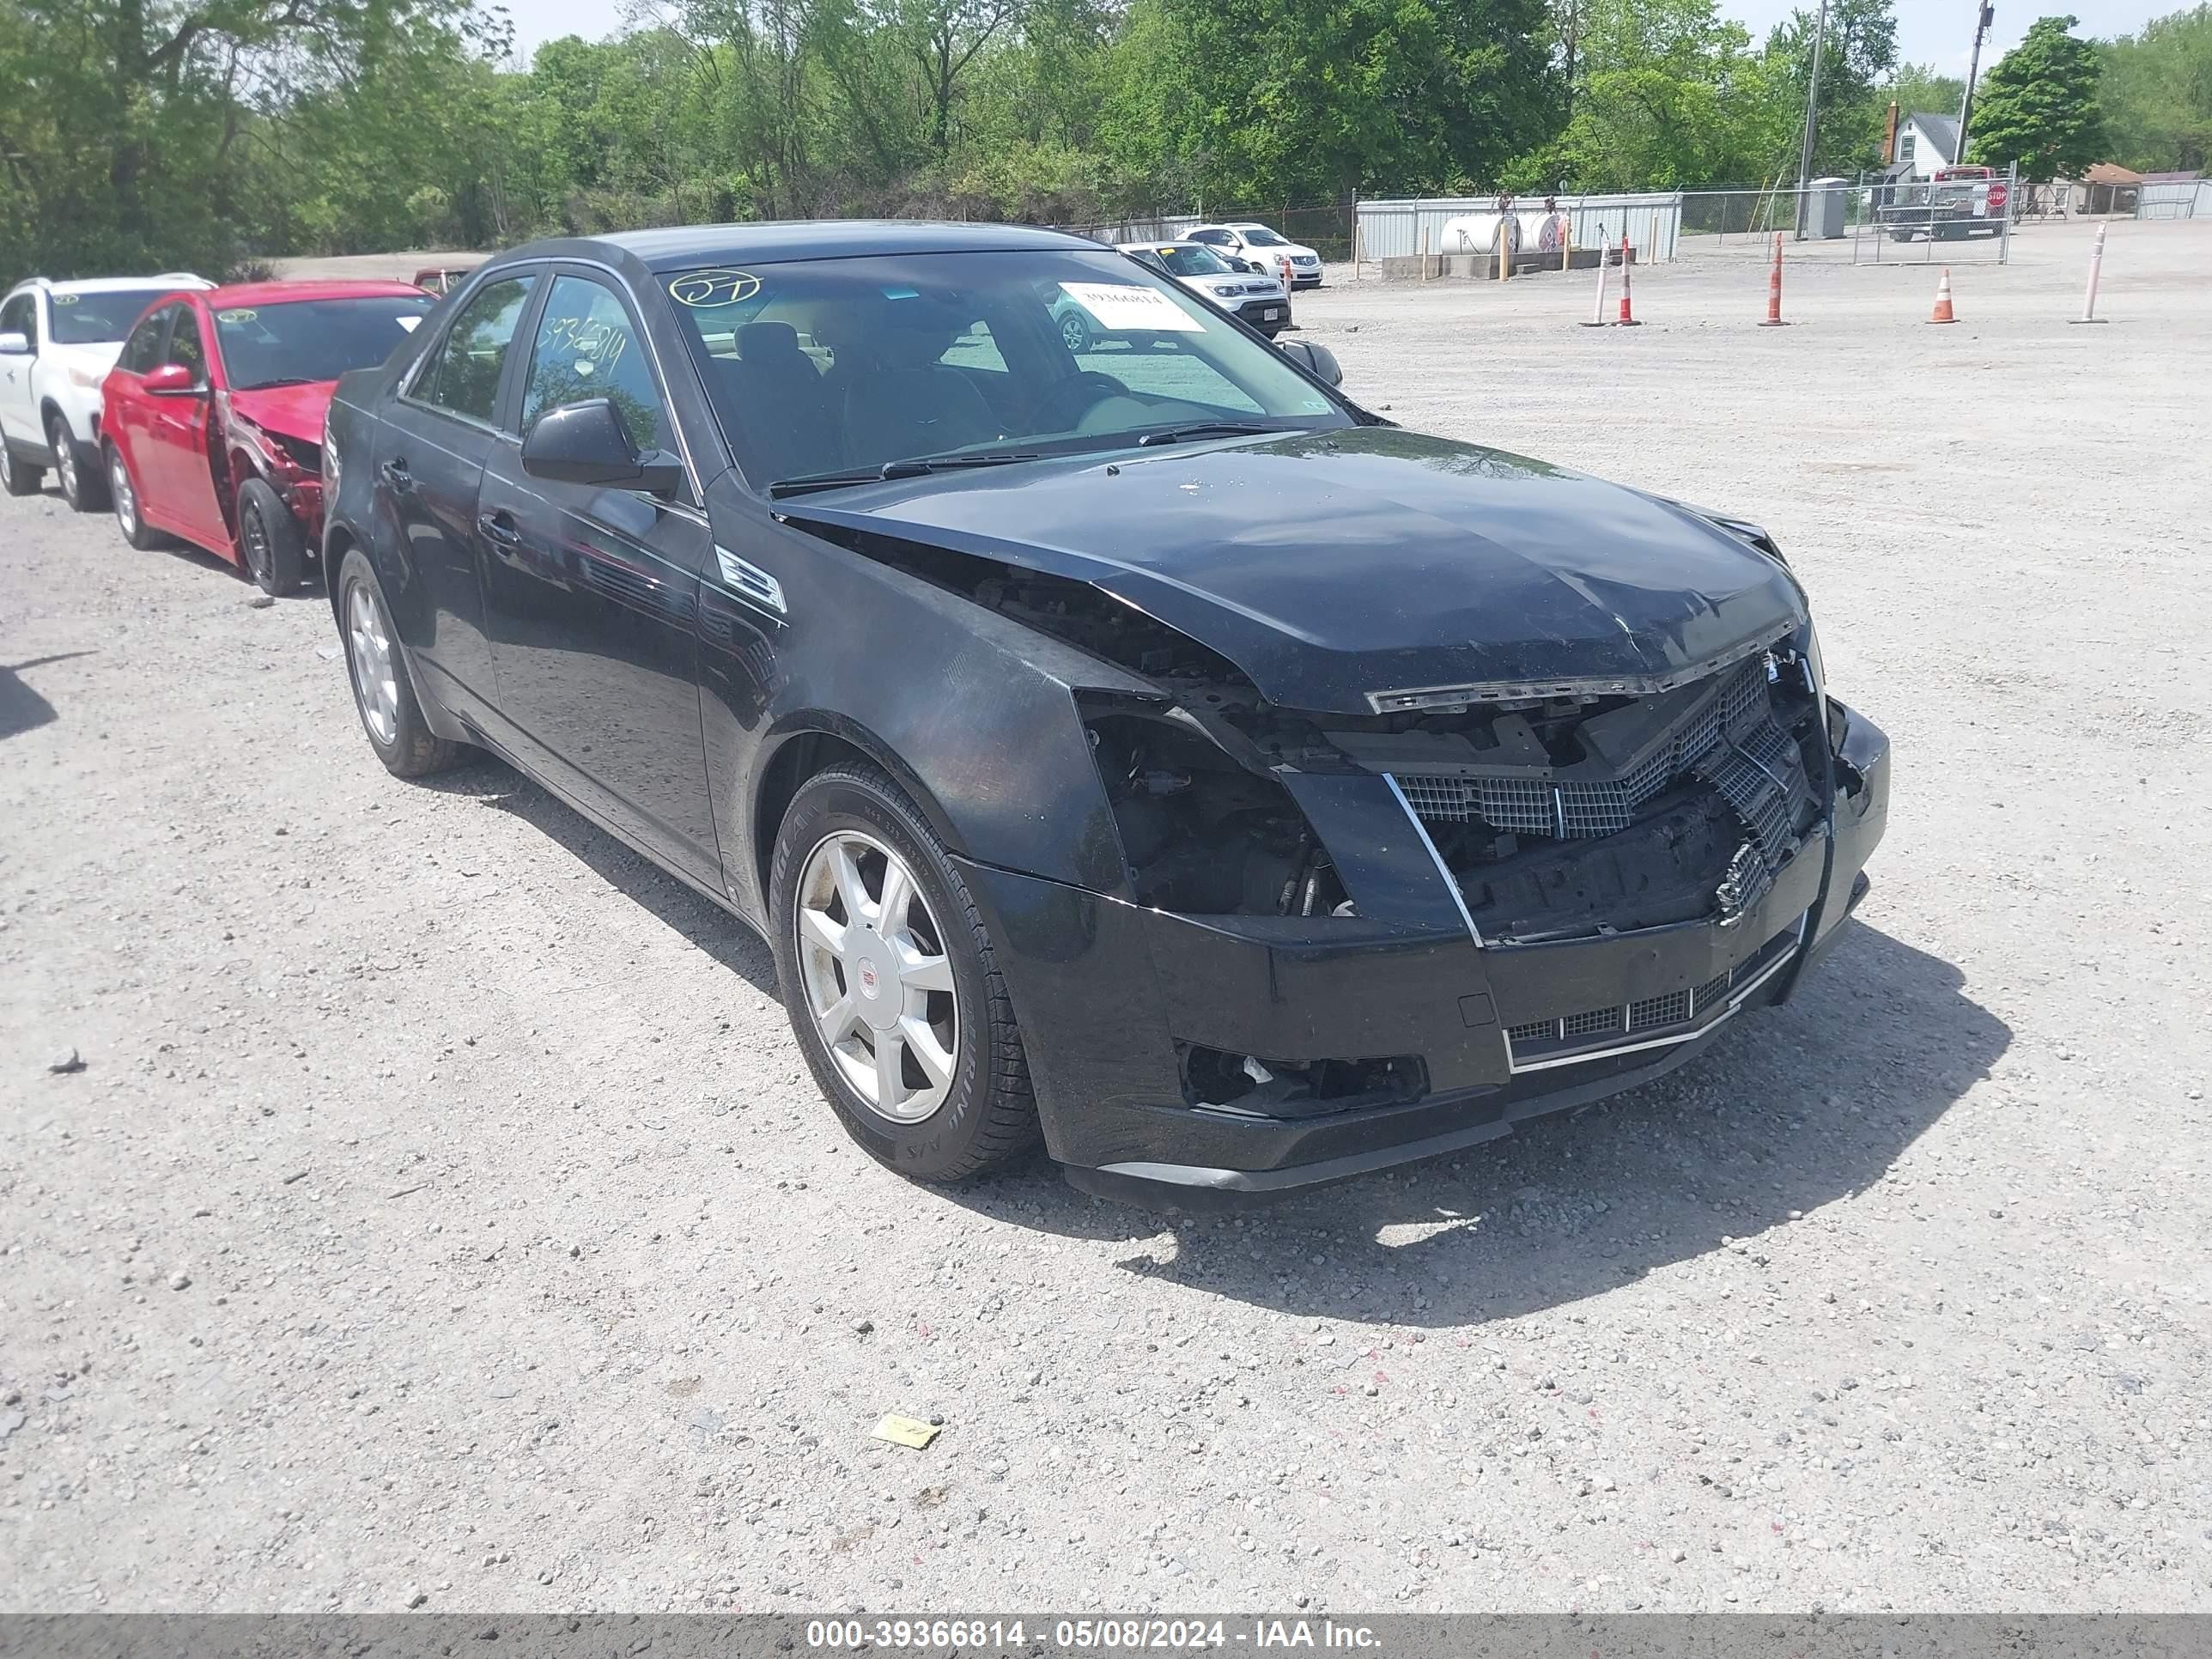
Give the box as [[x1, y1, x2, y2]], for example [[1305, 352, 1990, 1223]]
[[238, 478, 305, 596], [0, 441, 42, 497], [769, 763, 1039, 1182], [106, 443, 161, 548], [48, 415, 106, 512], [336, 547, 465, 777]]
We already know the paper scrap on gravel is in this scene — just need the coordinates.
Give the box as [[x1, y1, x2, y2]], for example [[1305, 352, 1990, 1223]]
[[870, 1414, 940, 1449]]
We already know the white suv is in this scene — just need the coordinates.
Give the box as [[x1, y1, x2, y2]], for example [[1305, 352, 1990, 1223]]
[[1183, 223, 1323, 289], [0, 272, 210, 510]]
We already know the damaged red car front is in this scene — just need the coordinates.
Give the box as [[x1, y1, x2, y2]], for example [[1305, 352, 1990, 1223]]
[[100, 281, 433, 594]]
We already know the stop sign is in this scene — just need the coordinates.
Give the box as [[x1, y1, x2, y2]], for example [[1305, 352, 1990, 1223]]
[[1986, 181, 2009, 212]]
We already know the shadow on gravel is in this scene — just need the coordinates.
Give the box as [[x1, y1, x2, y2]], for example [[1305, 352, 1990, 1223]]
[[416, 758, 779, 996], [0, 653, 94, 739], [944, 919, 2011, 1328]]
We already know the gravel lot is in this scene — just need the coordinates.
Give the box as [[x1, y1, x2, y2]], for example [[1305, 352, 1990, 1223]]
[[3, 218, 2209, 1616]]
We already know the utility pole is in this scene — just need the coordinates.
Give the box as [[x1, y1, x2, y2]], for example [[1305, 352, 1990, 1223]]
[[1958, 2, 1996, 165], [1794, 0, 1830, 239]]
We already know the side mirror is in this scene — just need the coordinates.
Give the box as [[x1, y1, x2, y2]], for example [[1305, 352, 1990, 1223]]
[[0, 331, 30, 356], [1277, 339, 1342, 387], [143, 362, 203, 397], [520, 398, 683, 496]]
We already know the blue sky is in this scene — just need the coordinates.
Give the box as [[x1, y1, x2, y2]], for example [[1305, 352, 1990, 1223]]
[[502, 0, 2171, 73]]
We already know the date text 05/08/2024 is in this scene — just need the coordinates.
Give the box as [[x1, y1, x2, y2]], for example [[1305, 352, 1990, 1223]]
[[805, 1619, 1383, 1650]]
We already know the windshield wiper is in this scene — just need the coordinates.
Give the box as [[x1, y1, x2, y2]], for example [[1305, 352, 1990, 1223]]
[[1133, 422, 1278, 447], [769, 452, 1041, 499], [236, 377, 316, 391]]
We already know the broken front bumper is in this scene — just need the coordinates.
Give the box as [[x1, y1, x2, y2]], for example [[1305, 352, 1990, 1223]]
[[959, 699, 1888, 1206]]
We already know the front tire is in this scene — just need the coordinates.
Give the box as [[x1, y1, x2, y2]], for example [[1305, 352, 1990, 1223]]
[[769, 763, 1038, 1182], [238, 478, 305, 595], [48, 415, 106, 512], [106, 443, 161, 547], [336, 547, 465, 777], [0, 441, 42, 497], [1058, 311, 1091, 354]]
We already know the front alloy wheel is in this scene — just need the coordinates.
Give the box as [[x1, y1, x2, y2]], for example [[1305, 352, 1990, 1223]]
[[796, 830, 959, 1122], [770, 763, 1038, 1181]]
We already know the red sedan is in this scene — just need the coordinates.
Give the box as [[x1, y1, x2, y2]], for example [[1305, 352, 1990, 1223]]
[[100, 280, 433, 594]]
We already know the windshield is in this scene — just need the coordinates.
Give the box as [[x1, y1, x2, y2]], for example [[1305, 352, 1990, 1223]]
[[662, 249, 1348, 492], [49, 289, 172, 345], [1239, 228, 1291, 247], [1154, 246, 1235, 276], [212, 295, 432, 389]]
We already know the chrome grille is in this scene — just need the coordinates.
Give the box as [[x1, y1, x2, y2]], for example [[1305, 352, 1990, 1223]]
[[1564, 1006, 1624, 1039], [1630, 988, 1692, 1030], [1397, 657, 1775, 836], [1502, 915, 1806, 1070]]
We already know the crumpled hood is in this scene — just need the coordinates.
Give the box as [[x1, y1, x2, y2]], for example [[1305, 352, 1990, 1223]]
[[225, 380, 337, 446], [781, 427, 1808, 714]]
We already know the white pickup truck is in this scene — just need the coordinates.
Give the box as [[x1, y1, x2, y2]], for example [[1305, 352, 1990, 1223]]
[[0, 273, 210, 509]]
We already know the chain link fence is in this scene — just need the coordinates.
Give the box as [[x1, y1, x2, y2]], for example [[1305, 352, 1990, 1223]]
[[1675, 165, 2019, 266]]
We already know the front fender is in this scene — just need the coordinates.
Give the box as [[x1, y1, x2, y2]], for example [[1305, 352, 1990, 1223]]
[[700, 495, 1150, 923]]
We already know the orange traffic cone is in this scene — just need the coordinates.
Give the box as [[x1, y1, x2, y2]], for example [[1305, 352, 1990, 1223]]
[[1929, 267, 1957, 325]]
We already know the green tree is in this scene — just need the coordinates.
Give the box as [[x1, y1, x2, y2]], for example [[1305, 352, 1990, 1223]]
[[1886, 62, 1965, 125], [1109, 0, 1559, 207], [2100, 5, 2212, 173], [1967, 14, 2108, 179], [1520, 0, 1796, 189], [1768, 0, 1899, 173]]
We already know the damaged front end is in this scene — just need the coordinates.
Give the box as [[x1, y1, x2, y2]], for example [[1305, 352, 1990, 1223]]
[[782, 487, 1888, 1201], [217, 395, 327, 543]]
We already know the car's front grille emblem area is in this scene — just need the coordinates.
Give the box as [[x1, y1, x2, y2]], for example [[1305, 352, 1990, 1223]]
[[1501, 915, 1806, 1071], [1395, 657, 1779, 838]]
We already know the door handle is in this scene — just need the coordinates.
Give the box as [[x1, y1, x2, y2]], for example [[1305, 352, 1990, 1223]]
[[477, 509, 521, 545], [380, 459, 414, 495]]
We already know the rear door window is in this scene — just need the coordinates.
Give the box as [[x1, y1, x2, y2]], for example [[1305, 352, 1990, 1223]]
[[413, 275, 538, 426]]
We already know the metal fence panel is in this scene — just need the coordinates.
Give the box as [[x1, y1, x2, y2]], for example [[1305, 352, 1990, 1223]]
[[2139, 180, 2212, 220], [1355, 193, 1682, 264]]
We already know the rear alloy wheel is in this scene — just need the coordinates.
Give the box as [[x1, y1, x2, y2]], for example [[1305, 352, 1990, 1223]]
[[770, 764, 1038, 1182], [106, 444, 160, 548], [0, 440, 42, 498], [337, 547, 465, 777], [48, 415, 106, 512], [237, 478, 305, 596], [1059, 311, 1091, 354]]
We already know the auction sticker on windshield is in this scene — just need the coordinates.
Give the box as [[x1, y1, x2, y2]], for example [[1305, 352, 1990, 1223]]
[[1059, 283, 1201, 331]]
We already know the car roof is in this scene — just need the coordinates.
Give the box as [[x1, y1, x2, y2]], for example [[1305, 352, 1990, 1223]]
[[196, 280, 432, 307], [1115, 240, 1206, 252], [9, 274, 212, 297], [489, 220, 1102, 276]]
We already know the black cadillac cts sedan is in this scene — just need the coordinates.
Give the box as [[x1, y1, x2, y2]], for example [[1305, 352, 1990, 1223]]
[[321, 222, 1889, 1205]]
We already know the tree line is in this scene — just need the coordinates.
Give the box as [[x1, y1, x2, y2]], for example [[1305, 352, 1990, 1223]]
[[1, 0, 2207, 289]]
